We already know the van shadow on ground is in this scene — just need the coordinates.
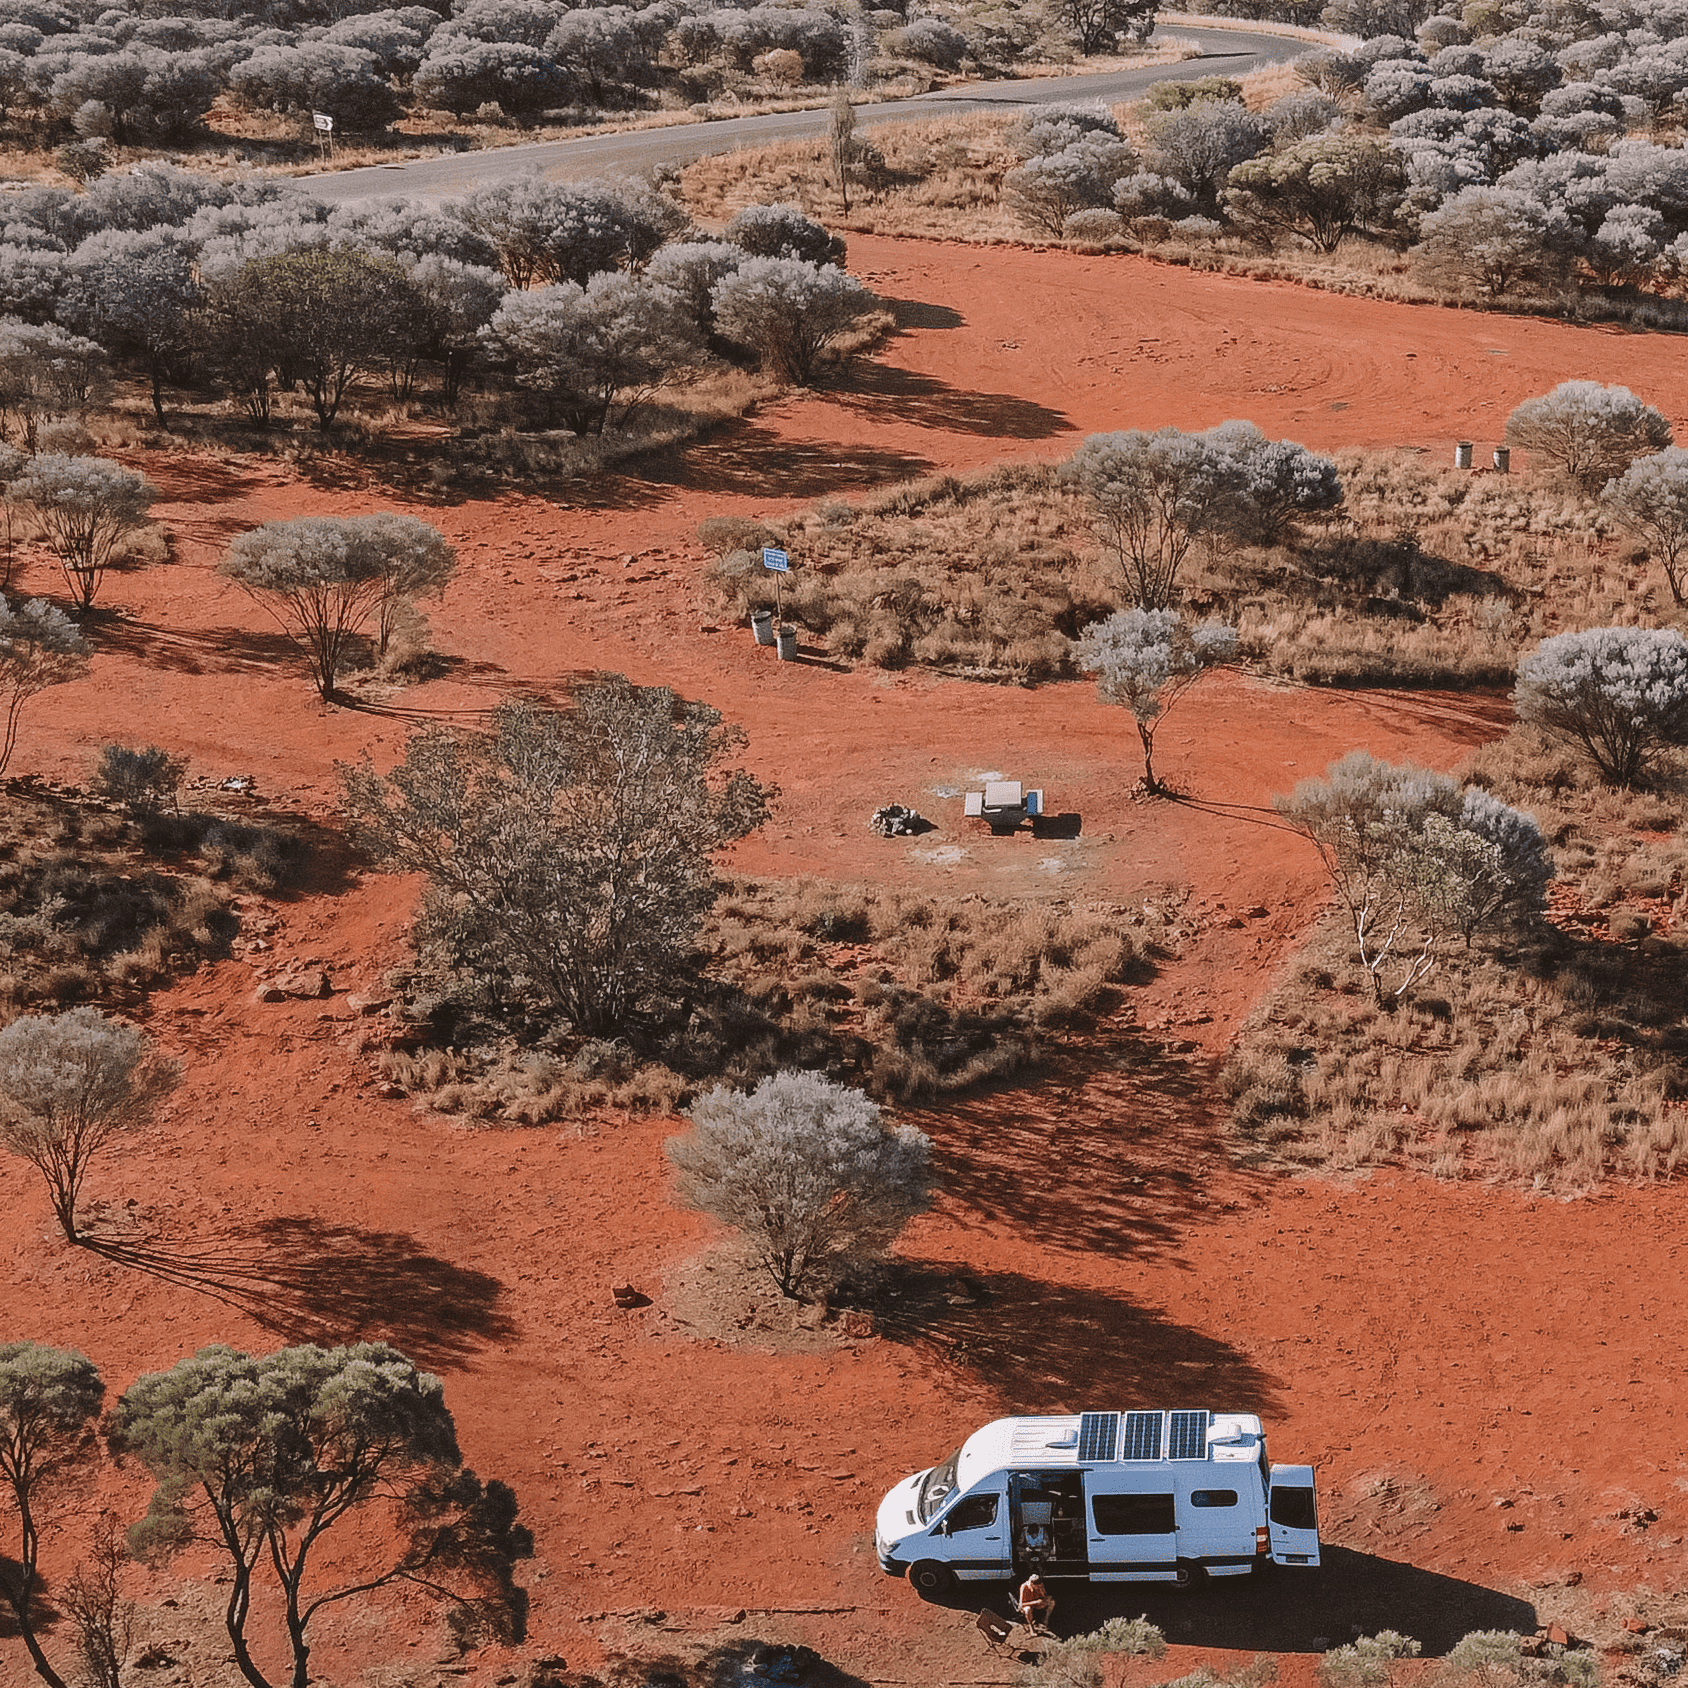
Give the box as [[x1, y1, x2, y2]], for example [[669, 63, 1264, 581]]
[[938, 1548, 1537, 1655]]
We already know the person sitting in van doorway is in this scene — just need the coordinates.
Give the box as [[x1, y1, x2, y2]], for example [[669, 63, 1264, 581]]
[[1017, 1572, 1055, 1634]]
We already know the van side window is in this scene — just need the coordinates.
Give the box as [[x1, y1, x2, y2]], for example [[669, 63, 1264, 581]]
[[1270, 1487, 1317, 1530], [1092, 1493, 1175, 1535], [1189, 1489, 1239, 1508], [945, 1494, 998, 1532]]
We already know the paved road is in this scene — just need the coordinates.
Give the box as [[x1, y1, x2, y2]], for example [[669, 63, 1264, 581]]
[[299, 24, 1308, 205]]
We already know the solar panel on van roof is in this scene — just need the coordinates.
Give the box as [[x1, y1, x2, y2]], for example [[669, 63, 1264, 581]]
[[1169, 1410, 1210, 1460], [1121, 1411, 1162, 1461], [1077, 1412, 1119, 1462]]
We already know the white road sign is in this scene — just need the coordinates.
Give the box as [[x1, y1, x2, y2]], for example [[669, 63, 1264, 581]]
[[313, 112, 334, 132]]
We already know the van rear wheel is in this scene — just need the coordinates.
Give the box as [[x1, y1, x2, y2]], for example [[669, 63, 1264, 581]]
[[1173, 1561, 1208, 1592], [909, 1561, 956, 1601]]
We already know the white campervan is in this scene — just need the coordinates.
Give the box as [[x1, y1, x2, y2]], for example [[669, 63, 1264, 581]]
[[875, 1409, 1320, 1598]]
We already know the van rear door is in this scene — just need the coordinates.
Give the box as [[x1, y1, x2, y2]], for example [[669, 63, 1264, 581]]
[[1085, 1477, 1177, 1581], [1267, 1466, 1320, 1567]]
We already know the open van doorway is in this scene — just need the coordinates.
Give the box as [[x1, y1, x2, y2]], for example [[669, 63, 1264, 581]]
[[1009, 1472, 1089, 1577]]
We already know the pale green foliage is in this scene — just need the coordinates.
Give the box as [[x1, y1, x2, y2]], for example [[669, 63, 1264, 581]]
[[1226, 134, 1405, 252], [668, 1068, 932, 1296], [340, 684, 771, 1036], [1441, 1630, 1599, 1688], [117, 1342, 531, 1688], [1414, 186, 1575, 297], [1277, 752, 1551, 1004], [0, 596, 87, 778], [478, 271, 698, 434], [0, 1007, 164, 1243], [1601, 446, 1688, 604], [1062, 428, 1244, 609], [1072, 607, 1237, 793], [0, 319, 109, 453], [1504, 381, 1672, 493], [11, 454, 156, 611], [1515, 625, 1688, 786], [0, 1342, 105, 1688], [1321, 1630, 1422, 1688], [94, 743, 186, 813], [221, 514, 454, 699], [711, 256, 870, 384]]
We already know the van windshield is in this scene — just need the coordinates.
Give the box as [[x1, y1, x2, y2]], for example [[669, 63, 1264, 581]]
[[917, 1449, 963, 1522]]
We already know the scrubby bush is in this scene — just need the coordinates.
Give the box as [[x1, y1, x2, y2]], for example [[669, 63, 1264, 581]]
[[711, 256, 870, 384], [95, 744, 185, 814], [1206, 420, 1343, 542], [666, 1068, 932, 1296], [0, 319, 107, 451], [645, 239, 742, 333], [1414, 186, 1576, 297], [11, 454, 156, 611], [723, 202, 845, 266], [1504, 382, 1671, 492], [1277, 752, 1550, 1004], [478, 272, 698, 433], [1321, 1632, 1422, 1688], [340, 685, 771, 1036], [0, 596, 86, 778], [1073, 608, 1237, 794], [0, 1007, 167, 1243], [230, 41, 401, 131], [60, 227, 199, 426], [1062, 428, 1243, 609], [1143, 100, 1271, 210], [455, 176, 671, 288], [413, 38, 564, 112], [1602, 447, 1688, 605], [1514, 626, 1688, 787], [1005, 134, 1138, 234], [220, 515, 455, 700]]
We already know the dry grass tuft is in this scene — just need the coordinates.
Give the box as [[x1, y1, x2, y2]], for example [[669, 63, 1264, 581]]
[[374, 877, 1166, 1123], [1227, 729, 1688, 1190]]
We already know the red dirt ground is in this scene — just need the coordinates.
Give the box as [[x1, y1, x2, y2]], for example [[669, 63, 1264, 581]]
[[3, 238, 1686, 1688]]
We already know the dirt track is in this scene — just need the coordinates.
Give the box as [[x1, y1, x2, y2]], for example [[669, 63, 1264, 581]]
[[3, 238, 1686, 1688]]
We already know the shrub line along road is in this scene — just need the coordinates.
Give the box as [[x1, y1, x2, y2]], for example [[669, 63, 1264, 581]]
[[299, 25, 1308, 206]]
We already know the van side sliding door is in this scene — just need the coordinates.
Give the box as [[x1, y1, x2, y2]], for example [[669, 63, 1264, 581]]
[[1085, 1480, 1177, 1581]]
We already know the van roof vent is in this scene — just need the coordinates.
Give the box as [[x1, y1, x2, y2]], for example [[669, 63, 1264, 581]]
[[1121, 1411, 1163, 1461], [1076, 1412, 1119, 1462], [1169, 1410, 1211, 1460]]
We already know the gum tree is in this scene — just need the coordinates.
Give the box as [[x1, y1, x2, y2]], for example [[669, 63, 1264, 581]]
[[0, 597, 88, 778], [339, 683, 771, 1035], [0, 1343, 104, 1688], [116, 1343, 530, 1688], [11, 455, 156, 611], [1072, 608, 1237, 795], [0, 1008, 170, 1245], [220, 515, 455, 700]]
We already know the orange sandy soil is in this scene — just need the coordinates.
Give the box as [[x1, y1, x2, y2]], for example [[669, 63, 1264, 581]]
[[4, 238, 1688, 1688]]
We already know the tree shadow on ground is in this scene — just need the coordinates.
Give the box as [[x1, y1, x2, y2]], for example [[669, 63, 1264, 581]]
[[940, 1549, 1537, 1655], [83, 1217, 516, 1370], [620, 419, 936, 499], [867, 1261, 1275, 1414], [89, 616, 309, 681], [916, 1036, 1267, 1265], [820, 361, 1076, 442], [884, 296, 965, 331]]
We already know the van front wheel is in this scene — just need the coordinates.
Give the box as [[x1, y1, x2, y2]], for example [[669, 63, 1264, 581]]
[[1173, 1561, 1208, 1592], [909, 1561, 956, 1601]]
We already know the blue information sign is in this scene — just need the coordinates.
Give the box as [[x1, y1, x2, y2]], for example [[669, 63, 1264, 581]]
[[762, 547, 790, 573]]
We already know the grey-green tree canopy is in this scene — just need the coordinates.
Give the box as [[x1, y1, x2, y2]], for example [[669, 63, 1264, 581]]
[[115, 1342, 530, 1688], [339, 681, 772, 1035], [0, 1342, 105, 1688]]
